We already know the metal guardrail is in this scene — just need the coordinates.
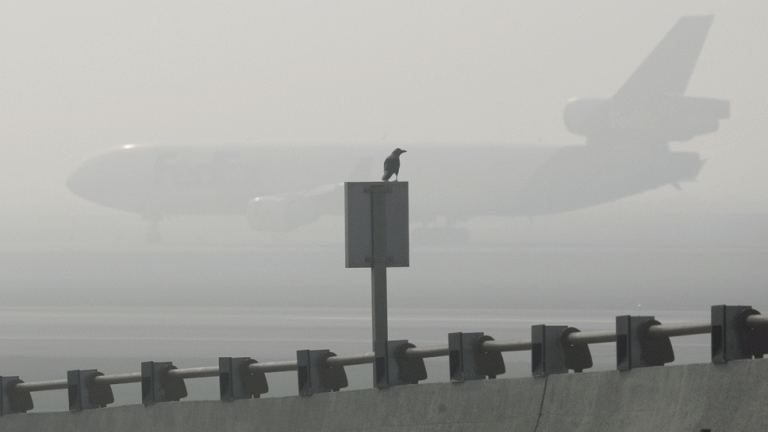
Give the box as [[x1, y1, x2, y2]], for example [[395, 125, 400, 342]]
[[167, 366, 219, 380], [250, 360, 299, 373], [405, 345, 450, 359], [481, 338, 534, 352], [1, 304, 766, 416], [325, 352, 374, 367], [94, 373, 142, 386], [14, 380, 68, 393], [647, 321, 711, 338], [746, 314, 768, 326]]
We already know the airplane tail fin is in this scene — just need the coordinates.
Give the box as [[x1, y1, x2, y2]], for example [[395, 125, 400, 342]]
[[612, 15, 714, 103], [566, 16, 728, 146]]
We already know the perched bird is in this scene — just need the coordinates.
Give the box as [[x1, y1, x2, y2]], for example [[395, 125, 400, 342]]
[[381, 148, 406, 181]]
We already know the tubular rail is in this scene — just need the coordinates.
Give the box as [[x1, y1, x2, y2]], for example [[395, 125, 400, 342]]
[[404, 345, 450, 359], [566, 330, 617, 345], [746, 315, 768, 327], [249, 360, 298, 373], [167, 366, 219, 379], [93, 373, 142, 385], [326, 352, 374, 367], [14, 380, 68, 393], [481, 338, 533, 352], [647, 321, 711, 338]]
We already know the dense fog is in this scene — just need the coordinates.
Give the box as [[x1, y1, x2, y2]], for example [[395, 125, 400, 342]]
[[2, 1, 766, 300], [0, 2, 766, 411]]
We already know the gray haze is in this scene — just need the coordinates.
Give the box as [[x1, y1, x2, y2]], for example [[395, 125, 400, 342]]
[[2, 2, 767, 217], [0, 1, 767, 411], [1, 1, 766, 304]]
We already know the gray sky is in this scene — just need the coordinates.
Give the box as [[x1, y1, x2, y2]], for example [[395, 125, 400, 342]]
[[1, 1, 766, 217]]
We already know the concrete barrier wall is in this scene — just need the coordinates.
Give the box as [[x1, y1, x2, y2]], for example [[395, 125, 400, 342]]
[[2, 359, 767, 432]]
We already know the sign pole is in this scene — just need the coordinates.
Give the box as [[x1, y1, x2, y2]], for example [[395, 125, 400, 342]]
[[370, 185, 389, 387], [345, 181, 408, 389]]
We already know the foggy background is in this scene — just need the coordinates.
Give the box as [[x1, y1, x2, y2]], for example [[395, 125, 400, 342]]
[[0, 1, 766, 411], [1, 1, 766, 217], [0, 0, 764, 303]]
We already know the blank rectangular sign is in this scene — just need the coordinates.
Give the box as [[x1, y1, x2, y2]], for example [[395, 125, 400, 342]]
[[345, 182, 409, 268]]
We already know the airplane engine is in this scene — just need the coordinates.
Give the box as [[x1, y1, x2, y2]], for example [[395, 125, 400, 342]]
[[563, 98, 607, 136], [564, 96, 729, 142], [246, 196, 321, 231]]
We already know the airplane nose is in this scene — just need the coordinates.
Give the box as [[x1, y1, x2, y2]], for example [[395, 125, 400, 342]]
[[66, 166, 89, 198], [66, 169, 81, 194], [66, 163, 104, 203], [66, 146, 145, 212]]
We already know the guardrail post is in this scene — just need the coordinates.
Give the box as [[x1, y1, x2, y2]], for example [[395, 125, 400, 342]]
[[0, 376, 33, 415], [532, 325, 566, 376], [219, 357, 268, 401], [67, 369, 114, 411], [616, 315, 674, 371], [373, 339, 388, 388], [532, 325, 592, 376], [386, 340, 427, 386], [449, 332, 505, 382], [141, 361, 188, 405], [297, 350, 348, 396], [712, 305, 768, 363]]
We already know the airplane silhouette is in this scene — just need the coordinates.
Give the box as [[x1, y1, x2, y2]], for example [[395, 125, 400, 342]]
[[66, 16, 728, 242]]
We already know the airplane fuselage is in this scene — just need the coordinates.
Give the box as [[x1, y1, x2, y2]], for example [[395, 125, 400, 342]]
[[65, 15, 726, 233], [67, 142, 703, 225]]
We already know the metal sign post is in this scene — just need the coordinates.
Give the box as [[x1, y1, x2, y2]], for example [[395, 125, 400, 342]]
[[345, 182, 408, 388], [370, 185, 389, 359]]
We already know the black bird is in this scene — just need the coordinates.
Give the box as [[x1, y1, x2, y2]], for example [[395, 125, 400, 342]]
[[381, 148, 406, 181]]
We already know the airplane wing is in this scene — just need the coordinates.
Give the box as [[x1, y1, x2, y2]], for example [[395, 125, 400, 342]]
[[611, 15, 714, 103]]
